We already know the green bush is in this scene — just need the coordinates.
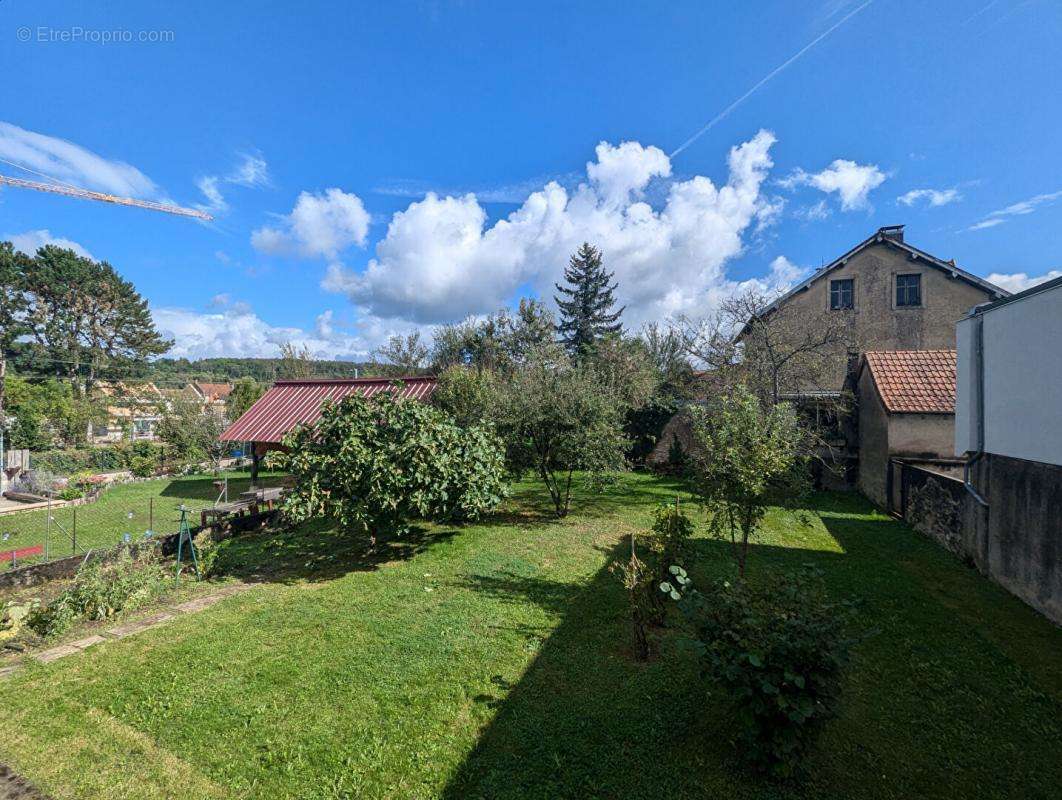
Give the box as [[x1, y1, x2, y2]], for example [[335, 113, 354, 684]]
[[281, 388, 508, 542], [129, 455, 157, 478], [674, 567, 859, 780], [26, 548, 167, 638]]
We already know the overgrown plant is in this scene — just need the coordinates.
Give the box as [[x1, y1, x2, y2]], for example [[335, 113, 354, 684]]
[[671, 567, 860, 780], [610, 533, 655, 660], [611, 499, 695, 656], [26, 547, 167, 638], [280, 387, 508, 544], [688, 384, 807, 576]]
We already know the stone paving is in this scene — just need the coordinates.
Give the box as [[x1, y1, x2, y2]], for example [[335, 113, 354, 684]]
[[0, 583, 250, 682]]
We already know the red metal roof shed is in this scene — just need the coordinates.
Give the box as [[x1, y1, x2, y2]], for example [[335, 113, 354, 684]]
[[220, 376, 438, 445]]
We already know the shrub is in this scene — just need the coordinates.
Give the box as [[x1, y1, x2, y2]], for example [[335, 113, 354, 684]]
[[280, 387, 508, 543], [26, 548, 167, 638], [129, 456, 157, 478], [674, 567, 859, 780]]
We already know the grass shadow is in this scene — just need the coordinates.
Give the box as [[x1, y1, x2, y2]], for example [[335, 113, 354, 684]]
[[441, 491, 1062, 800], [211, 518, 459, 586]]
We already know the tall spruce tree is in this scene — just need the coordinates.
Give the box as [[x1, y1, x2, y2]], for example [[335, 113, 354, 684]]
[[554, 242, 624, 355]]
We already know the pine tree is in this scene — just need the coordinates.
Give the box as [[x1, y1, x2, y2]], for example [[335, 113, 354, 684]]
[[554, 242, 624, 355]]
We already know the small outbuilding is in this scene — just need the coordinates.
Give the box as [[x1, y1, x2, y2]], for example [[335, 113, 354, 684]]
[[220, 376, 438, 482], [856, 350, 957, 507]]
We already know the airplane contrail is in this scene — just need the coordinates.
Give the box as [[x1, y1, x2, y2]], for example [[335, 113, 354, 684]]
[[670, 0, 875, 158]]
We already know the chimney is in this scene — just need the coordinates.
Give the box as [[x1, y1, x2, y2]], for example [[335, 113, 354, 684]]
[[879, 225, 905, 243]]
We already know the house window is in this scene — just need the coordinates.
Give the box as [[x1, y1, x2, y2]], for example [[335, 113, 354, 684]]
[[896, 274, 922, 307], [830, 279, 854, 310]]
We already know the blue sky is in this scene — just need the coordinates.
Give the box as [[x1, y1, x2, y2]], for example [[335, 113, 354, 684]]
[[2, 0, 1060, 359]]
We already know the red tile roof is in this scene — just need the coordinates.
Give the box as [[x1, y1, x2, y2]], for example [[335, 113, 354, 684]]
[[220, 377, 437, 443], [862, 350, 956, 414], [195, 382, 233, 401]]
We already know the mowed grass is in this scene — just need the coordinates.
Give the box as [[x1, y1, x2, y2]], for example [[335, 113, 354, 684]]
[[0, 471, 285, 563], [1, 473, 1061, 799]]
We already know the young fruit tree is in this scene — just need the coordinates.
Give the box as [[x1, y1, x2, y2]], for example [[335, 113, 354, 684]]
[[688, 383, 807, 576], [491, 345, 627, 517], [280, 387, 507, 544]]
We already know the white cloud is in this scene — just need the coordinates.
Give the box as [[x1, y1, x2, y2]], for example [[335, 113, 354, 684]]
[[984, 270, 1062, 294], [196, 176, 228, 214], [781, 159, 886, 211], [794, 199, 831, 221], [325, 131, 786, 326], [5, 229, 94, 259], [967, 189, 1062, 232], [252, 188, 370, 258], [897, 187, 962, 208], [195, 152, 270, 214], [227, 153, 269, 188], [0, 121, 160, 198], [766, 255, 807, 287], [153, 302, 425, 361]]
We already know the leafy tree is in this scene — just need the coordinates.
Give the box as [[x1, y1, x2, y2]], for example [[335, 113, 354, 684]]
[[688, 384, 807, 576], [374, 332, 429, 375], [277, 342, 315, 379], [156, 400, 227, 470], [491, 345, 627, 517], [21, 246, 171, 394], [280, 388, 507, 544], [433, 365, 497, 428], [0, 242, 30, 448], [3, 376, 105, 449], [228, 376, 265, 420], [554, 242, 624, 356], [431, 299, 555, 373]]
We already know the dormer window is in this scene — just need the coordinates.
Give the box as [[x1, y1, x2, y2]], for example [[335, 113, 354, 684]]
[[830, 278, 854, 310], [896, 274, 922, 307]]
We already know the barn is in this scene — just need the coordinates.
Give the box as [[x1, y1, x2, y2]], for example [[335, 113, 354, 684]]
[[220, 376, 438, 481]]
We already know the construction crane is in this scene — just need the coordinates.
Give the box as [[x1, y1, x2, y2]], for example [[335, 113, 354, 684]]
[[0, 159, 212, 221]]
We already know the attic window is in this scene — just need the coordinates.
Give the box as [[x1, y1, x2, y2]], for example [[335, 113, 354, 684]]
[[830, 278, 854, 310], [896, 273, 922, 307]]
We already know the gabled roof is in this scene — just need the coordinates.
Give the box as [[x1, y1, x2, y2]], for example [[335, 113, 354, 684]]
[[746, 226, 1009, 329], [194, 382, 233, 401], [859, 350, 956, 414], [220, 376, 437, 444]]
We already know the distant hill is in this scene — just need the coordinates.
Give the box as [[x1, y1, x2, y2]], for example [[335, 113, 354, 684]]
[[8, 344, 381, 387], [147, 357, 380, 383]]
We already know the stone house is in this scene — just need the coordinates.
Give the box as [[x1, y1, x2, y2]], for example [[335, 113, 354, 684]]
[[648, 225, 1008, 480], [855, 350, 958, 507]]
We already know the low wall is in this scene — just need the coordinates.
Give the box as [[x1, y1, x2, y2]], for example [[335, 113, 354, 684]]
[[890, 456, 1062, 625], [0, 509, 277, 591]]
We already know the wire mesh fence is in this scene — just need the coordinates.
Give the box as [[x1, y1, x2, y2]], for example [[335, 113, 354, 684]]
[[0, 471, 285, 572]]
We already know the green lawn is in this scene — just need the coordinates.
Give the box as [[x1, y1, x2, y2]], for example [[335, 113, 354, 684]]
[[1, 473, 1060, 799], [0, 471, 285, 565]]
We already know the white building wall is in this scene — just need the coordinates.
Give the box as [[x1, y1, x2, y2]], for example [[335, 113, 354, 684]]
[[956, 280, 1062, 466]]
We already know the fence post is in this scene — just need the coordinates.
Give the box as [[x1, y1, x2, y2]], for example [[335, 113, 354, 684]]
[[73, 506, 77, 554], [149, 497, 154, 534], [46, 499, 51, 561]]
